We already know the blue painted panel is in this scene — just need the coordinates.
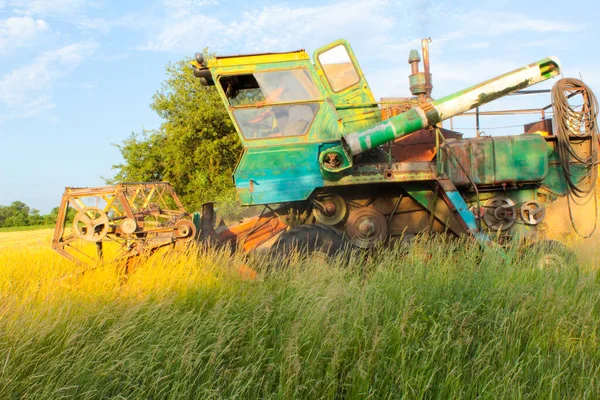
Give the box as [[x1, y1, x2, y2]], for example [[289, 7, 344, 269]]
[[234, 144, 324, 205], [444, 190, 479, 232]]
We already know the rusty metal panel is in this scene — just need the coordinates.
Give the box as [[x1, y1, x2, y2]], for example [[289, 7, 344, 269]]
[[390, 128, 462, 162], [380, 97, 417, 119], [524, 118, 553, 135], [388, 209, 430, 235], [443, 135, 548, 186]]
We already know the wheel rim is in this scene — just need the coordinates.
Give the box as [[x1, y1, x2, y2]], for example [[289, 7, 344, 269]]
[[537, 253, 566, 270]]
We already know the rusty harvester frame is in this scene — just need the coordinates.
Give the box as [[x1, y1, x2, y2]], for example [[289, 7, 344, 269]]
[[52, 182, 196, 266]]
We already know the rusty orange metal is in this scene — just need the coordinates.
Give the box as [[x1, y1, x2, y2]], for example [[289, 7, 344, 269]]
[[52, 182, 195, 267], [217, 213, 288, 252]]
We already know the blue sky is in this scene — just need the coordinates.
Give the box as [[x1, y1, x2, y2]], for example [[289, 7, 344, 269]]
[[0, 0, 598, 213]]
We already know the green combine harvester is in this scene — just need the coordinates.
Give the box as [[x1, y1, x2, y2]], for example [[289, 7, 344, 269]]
[[53, 38, 598, 267], [190, 38, 598, 256]]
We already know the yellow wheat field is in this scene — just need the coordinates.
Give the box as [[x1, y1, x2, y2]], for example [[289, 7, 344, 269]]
[[2, 226, 600, 398], [0, 228, 231, 317]]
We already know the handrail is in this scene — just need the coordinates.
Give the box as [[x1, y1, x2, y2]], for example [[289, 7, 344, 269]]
[[435, 128, 482, 231]]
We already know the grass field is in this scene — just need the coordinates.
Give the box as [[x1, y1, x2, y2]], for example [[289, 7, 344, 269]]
[[1, 228, 599, 399], [0, 224, 53, 233]]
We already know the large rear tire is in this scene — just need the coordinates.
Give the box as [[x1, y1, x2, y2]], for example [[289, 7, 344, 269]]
[[270, 224, 349, 263]]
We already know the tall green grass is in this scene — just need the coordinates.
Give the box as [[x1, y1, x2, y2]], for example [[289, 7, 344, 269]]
[[0, 237, 599, 399]]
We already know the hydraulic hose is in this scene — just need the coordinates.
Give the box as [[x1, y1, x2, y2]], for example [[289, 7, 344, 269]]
[[551, 78, 599, 237]]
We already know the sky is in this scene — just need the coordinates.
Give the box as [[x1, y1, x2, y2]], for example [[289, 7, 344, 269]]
[[0, 0, 598, 213]]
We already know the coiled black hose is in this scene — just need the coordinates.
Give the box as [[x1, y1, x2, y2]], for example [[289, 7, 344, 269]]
[[551, 78, 599, 237]]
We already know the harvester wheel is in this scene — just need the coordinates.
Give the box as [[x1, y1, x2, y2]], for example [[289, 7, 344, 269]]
[[270, 224, 349, 263], [312, 194, 347, 226], [174, 219, 197, 242], [521, 240, 578, 271]]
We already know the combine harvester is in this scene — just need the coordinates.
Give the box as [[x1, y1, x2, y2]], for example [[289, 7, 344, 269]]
[[53, 38, 599, 267]]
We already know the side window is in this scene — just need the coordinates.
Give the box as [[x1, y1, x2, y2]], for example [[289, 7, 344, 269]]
[[318, 45, 360, 92]]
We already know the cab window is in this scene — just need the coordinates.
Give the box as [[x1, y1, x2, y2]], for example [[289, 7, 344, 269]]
[[317, 45, 359, 92], [220, 69, 320, 107], [219, 69, 321, 139]]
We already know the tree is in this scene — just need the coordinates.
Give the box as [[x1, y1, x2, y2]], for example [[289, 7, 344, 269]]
[[28, 209, 44, 226], [111, 129, 167, 183], [110, 56, 242, 211], [0, 201, 61, 228], [1, 201, 30, 227]]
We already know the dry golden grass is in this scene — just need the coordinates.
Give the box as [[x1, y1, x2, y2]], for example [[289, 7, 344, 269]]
[[0, 228, 55, 250], [1, 227, 600, 399]]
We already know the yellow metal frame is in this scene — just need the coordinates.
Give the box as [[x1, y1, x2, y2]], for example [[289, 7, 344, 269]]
[[208, 51, 310, 68]]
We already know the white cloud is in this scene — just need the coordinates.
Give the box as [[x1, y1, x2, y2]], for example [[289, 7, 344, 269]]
[[9, 0, 86, 16], [229, 1, 394, 52], [94, 52, 131, 62], [0, 16, 49, 52], [136, 1, 583, 69], [461, 11, 582, 35], [138, 0, 394, 53], [164, 0, 219, 16], [379, 31, 465, 59], [138, 13, 225, 52], [466, 42, 490, 50], [0, 41, 97, 122]]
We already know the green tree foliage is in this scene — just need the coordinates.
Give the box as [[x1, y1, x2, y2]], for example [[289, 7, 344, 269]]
[[110, 57, 242, 211], [0, 201, 66, 228]]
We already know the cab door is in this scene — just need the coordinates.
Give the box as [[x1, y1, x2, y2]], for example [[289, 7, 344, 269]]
[[313, 39, 379, 133]]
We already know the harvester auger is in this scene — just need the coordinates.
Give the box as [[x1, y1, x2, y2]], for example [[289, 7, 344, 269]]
[[52, 183, 196, 268], [53, 38, 599, 268]]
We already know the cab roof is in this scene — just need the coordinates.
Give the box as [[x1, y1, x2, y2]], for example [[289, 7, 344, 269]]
[[208, 50, 310, 68]]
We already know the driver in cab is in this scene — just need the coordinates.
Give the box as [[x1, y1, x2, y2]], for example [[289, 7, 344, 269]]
[[248, 74, 313, 138]]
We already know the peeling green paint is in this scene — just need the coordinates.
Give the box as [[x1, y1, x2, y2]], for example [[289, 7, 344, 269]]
[[472, 79, 530, 109]]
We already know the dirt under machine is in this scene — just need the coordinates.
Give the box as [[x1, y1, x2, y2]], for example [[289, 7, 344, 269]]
[[53, 38, 599, 266]]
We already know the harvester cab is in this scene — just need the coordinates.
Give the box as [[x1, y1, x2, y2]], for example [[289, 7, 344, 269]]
[[192, 39, 381, 205]]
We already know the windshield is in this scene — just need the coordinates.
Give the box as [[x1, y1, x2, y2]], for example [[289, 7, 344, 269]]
[[220, 69, 321, 139], [221, 69, 321, 107]]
